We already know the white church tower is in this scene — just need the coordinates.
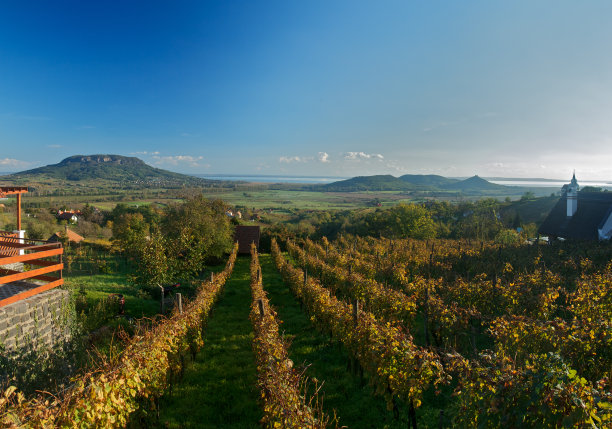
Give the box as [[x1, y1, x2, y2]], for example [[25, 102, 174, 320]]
[[566, 172, 579, 217]]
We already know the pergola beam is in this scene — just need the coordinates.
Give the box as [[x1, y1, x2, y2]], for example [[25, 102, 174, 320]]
[[0, 187, 28, 230]]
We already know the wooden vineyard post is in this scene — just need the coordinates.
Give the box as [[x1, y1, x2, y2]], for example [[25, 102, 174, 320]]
[[303, 269, 308, 286], [409, 399, 417, 428], [424, 287, 430, 346], [177, 293, 183, 314], [211, 272, 214, 282], [351, 299, 360, 375], [257, 299, 265, 317], [352, 299, 360, 325], [160, 285, 165, 314]]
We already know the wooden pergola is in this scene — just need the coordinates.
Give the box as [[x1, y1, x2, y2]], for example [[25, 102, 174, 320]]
[[0, 186, 64, 307], [0, 186, 28, 230]]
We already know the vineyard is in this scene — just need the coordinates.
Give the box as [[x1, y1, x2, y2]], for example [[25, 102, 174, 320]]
[[280, 235, 612, 427], [1, 235, 612, 428]]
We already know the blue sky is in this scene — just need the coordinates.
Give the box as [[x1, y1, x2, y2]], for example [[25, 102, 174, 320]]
[[1, 1, 612, 180]]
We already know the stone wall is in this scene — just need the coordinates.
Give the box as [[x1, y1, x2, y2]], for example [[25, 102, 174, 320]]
[[0, 262, 24, 272], [0, 289, 72, 353]]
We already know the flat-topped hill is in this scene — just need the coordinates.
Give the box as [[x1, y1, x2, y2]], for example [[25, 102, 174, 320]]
[[2, 154, 214, 188]]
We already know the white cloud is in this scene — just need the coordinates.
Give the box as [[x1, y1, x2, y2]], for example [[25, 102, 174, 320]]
[[279, 156, 308, 163], [280, 153, 332, 164], [0, 158, 32, 168], [344, 151, 384, 161], [152, 155, 204, 167]]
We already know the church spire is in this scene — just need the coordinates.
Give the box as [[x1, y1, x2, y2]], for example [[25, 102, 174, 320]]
[[567, 172, 579, 217]]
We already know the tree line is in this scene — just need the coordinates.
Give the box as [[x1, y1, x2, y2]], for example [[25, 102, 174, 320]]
[[111, 196, 234, 292]]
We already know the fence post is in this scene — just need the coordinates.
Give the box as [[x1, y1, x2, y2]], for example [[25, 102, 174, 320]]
[[424, 287, 430, 346], [352, 299, 359, 325]]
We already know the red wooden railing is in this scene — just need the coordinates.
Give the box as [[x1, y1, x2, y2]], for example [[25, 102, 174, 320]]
[[0, 235, 64, 307], [0, 231, 20, 257]]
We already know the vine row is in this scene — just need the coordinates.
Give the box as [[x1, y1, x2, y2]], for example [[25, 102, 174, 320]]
[[1, 244, 238, 428], [249, 244, 327, 428], [272, 238, 446, 417]]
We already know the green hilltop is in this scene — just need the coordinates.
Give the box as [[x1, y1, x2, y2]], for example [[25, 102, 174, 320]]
[[2, 154, 216, 188], [0, 155, 234, 196], [320, 173, 515, 195]]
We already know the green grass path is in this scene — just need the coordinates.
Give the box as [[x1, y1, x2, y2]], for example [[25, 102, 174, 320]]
[[259, 254, 418, 429], [157, 256, 261, 428]]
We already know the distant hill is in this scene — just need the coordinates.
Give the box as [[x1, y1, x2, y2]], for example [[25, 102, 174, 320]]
[[399, 174, 458, 188], [320, 173, 521, 195], [321, 175, 411, 191], [447, 175, 509, 192], [2, 154, 215, 187]]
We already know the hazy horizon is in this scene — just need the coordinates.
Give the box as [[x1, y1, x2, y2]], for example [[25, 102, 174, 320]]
[[4, 160, 612, 188], [2, 2, 612, 181]]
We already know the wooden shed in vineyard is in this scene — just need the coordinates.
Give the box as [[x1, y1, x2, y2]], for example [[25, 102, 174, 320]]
[[234, 225, 260, 254]]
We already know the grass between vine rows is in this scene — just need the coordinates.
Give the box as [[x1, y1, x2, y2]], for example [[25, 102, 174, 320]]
[[157, 256, 261, 428], [259, 254, 444, 428]]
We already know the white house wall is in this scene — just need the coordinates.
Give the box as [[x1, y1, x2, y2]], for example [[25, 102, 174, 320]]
[[598, 211, 612, 241]]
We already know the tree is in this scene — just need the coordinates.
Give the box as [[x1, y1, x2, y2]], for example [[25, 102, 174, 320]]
[[521, 191, 536, 201], [112, 212, 150, 259], [162, 196, 234, 278], [364, 204, 437, 239], [130, 229, 174, 291]]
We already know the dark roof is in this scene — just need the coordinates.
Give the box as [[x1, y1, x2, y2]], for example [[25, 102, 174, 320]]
[[539, 192, 612, 240], [234, 225, 260, 254], [58, 212, 77, 221]]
